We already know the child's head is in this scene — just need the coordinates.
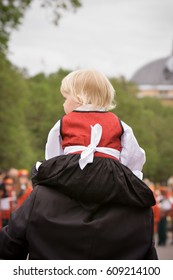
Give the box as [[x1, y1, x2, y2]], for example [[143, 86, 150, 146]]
[[60, 69, 116, 111]]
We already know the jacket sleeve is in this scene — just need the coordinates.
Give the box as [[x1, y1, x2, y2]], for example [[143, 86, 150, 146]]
[[0, 187, 38, 260], [120, 121, 146, 180], [45, 120, 64, 160]]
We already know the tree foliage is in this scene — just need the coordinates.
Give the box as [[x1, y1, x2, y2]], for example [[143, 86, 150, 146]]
[[0, 51, 35, 169], [111, 78, 173, 182], [0, 0, 82, 51], [0, 0, 32, 50]]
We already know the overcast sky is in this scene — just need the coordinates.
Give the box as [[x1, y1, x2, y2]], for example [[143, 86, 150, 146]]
[[7, 0, 173, 79]]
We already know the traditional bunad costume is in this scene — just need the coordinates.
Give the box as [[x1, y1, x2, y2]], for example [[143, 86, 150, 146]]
[[0, 106, 157, 259], [34, 105, 154, 207]]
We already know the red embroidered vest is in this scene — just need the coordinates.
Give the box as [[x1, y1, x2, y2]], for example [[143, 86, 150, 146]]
[[60, 111, 123, 159]]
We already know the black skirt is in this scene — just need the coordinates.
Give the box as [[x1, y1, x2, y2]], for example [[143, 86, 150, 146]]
[[32, 154, 155, 208]]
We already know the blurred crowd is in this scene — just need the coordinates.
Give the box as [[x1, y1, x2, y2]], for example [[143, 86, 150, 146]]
[[144, 177, 173, 246], [0, 167, 33, 229], [0, 167, 173, 247]]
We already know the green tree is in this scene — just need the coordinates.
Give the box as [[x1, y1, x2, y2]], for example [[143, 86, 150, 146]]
[[0, 0, 82, 51], [0, 0, 82, 169], [111, 78, 173, 182], [0, 51, 35, 169], [25, 69, 67, 159]]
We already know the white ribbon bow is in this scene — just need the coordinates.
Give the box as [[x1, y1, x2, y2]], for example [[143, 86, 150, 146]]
[[79, 124, 102, 169], [64, 123, 120, 169]]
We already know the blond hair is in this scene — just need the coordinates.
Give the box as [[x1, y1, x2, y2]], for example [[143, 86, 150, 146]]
[[60, 69, 116, 110]]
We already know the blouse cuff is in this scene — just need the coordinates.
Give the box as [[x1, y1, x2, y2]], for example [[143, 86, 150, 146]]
[[132, 170, 143, 180]]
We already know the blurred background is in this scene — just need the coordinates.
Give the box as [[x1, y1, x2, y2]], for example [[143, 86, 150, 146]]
[[0, 0, 173, 259]]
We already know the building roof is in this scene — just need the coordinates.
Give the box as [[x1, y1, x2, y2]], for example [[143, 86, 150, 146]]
[[131, 56, 173, 85]]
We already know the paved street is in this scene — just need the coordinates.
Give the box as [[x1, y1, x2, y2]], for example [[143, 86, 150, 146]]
[[156, 244, 173, 260], [155, 231, 173, 260]]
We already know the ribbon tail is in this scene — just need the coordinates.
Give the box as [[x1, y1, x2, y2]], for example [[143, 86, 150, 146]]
[[79, 149, 94, 170], [90, 124, 102, 146], [79, 124, 102, 169]]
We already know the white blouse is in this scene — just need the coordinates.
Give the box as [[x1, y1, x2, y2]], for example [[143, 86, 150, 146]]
[[44, 106, 146, 180]]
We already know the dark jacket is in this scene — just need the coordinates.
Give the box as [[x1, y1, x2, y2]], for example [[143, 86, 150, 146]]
[[0, 155, 157, 260]]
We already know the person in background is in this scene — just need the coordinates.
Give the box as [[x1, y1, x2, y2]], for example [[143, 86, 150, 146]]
[[0, 208, 2, 229], [167, 177, 173, 244], [157, 188, 172, 246], [1, 177, 16, 227], [0, 168, 6, 185], [152, 192, 161, 236], [7, 168, 19, 186], [0, 168, 6, 198], [0, 169, 6, 230], [144, 179, 161, 236], [0, 169, 6, 199], [17, 169, 32, 208]]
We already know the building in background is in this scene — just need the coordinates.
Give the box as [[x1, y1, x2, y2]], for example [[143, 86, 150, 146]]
[[131, 48, 173, 100]]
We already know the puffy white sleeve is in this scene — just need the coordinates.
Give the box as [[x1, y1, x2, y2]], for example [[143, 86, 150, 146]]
[[120, 121, 146, 180], [45, 120, 64, 160]]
